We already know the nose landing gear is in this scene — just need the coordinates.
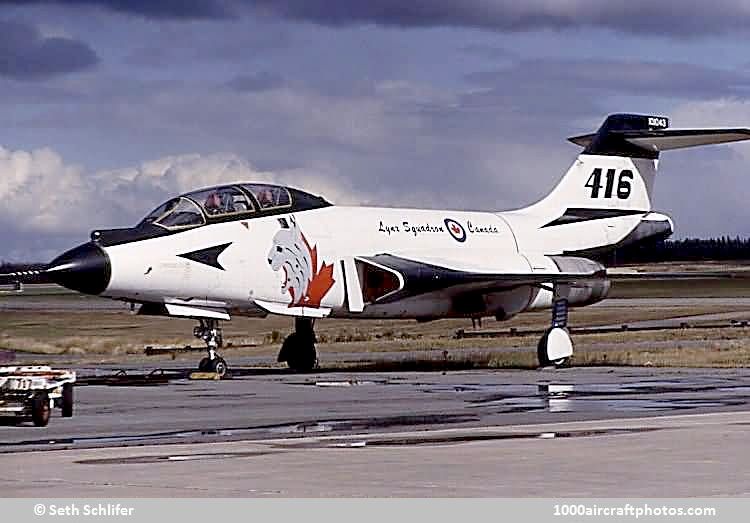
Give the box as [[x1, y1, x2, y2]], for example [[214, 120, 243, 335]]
[[195, 319, 228, 377]]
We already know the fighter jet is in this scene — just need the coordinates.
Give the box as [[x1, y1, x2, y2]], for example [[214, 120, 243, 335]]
[[5, 114, 750, 375]]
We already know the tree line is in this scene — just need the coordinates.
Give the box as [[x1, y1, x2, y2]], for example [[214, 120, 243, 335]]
[[609, 236, 750, 265]]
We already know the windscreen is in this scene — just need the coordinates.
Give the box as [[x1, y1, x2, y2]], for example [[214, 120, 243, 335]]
[[141, 199, 177, 225], [152, 197, 205, 229]]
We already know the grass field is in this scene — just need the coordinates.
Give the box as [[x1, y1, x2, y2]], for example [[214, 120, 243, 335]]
[[610, 279, 750, 298]]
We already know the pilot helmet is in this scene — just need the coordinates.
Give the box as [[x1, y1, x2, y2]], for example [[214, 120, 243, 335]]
[[205, 192, 222, 210]]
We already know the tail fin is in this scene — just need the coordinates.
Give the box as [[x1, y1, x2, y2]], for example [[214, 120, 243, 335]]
[[505, 114, 750, 256], [529, 113, 750, 219]]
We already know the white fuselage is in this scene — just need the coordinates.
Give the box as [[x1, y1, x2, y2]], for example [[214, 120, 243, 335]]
[[101, 204, 653, 320]]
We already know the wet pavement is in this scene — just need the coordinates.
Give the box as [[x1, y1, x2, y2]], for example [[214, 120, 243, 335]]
[[3, 366, 750, 496], [3, 366, 750, 452]]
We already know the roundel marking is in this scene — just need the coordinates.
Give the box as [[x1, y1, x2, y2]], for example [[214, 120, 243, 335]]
[[444, 218, 467, 243]]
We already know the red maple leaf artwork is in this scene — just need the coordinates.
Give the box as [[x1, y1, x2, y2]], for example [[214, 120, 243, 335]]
[[303, 262, 335, 307], [295, 233, 335, 307], [451, 224, 461, 234]]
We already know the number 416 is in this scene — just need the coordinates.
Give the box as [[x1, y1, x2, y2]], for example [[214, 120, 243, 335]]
[[585, 168, 633, 199]]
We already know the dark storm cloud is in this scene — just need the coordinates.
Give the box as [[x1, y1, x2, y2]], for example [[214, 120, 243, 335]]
[[0, 19, 99, 80], [7, 1, 750, 37], [464, 59, 750, 103], [226, 72, 285, 93], [0, 0, 232, 19], [242, 1, 750, 37]]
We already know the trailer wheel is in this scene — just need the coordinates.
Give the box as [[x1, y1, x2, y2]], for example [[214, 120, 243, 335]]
[[62, 383, 74, 418], [32, 392, 51, 427]]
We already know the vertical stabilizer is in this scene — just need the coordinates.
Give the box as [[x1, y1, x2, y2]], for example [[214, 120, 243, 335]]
[[504, 114, 750, 255], [532, 114, 667, 219]]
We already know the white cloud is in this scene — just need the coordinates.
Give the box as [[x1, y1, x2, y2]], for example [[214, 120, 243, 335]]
[[646, 98, 750, 237], [670, 98, 750, 127], [3, 94, 750, 260], [0, 146, 90, 233], [670, 98, 750, 162], [0, 146, 367, 260]]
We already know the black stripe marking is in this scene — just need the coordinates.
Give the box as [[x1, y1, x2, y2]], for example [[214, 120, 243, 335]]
[[542, 208, 648, 228]]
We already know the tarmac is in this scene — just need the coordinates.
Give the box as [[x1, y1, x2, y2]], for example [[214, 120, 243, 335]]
[[2, 366, 750, 496]]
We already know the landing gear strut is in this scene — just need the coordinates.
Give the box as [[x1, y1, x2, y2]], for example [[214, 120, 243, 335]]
[[195, 319, 228, 377], [537, 285, 573, 368], [278, 317, 317, 372]]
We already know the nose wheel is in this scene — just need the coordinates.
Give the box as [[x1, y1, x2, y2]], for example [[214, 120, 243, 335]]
[[198, 355, 228, 375], [194, 319, 229, 377]]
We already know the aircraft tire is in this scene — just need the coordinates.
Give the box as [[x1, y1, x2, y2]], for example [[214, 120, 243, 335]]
[[198, 357, 212, 372], [211, 357, 228, 377], [537, 333, 551, 367], [537, 327, 573, 368], [282, 333, 317, 372], [31, 392, 51, 427], [61, 383, 74, 418], [278, 333, 296, 363]]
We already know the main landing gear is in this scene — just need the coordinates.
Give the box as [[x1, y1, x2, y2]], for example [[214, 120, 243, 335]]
[[278, 317, 318, 372], [537, 285, 574, 368], [195, 319, 229, 377]]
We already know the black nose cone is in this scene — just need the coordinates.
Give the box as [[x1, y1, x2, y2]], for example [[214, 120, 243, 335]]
[[48, 242, 111, 295]]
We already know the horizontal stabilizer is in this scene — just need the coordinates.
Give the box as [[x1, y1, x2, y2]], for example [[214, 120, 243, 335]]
[[622, 129, 750, 151], [569, 128, 750, 152], [567, 133, 597, 148]]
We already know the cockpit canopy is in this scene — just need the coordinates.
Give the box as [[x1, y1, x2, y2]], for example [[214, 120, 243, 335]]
[[140, 183, 325, 230]]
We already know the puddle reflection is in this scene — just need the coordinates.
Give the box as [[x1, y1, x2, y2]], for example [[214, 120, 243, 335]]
[[440, 381, 750, 413]]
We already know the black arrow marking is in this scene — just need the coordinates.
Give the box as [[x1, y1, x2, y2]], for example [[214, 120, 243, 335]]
[[177, 243, 232, 271]]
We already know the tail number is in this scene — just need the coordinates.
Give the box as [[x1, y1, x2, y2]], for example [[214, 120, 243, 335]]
[[585, 168, 633, 199]]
